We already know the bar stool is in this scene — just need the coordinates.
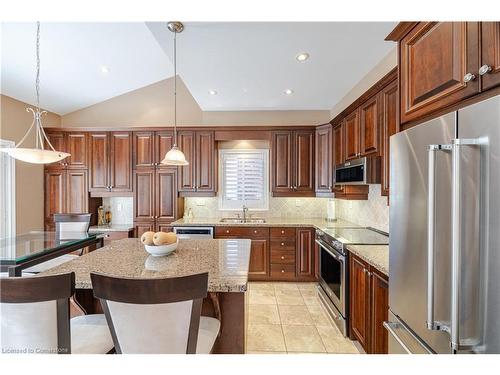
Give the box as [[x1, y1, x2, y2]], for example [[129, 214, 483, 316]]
[[0, 273, 114, 354], [24, 214, 91, 273], [91, 272, 221, 354]]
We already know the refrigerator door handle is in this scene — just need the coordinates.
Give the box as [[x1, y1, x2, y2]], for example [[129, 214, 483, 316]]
[[384, 320, 433, 354], [426, 144, 451, 332], [450, 138, 480, 352]]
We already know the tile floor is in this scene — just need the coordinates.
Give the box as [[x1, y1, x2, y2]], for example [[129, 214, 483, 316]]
[[245, 282, 360, 354]]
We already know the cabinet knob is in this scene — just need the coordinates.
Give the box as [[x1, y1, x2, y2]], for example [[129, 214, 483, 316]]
[[479, 64, 492, 76], [281, 230, 285, 234], [281, 269, 285, 273], [281, 242, 284, 246], [463, 72, 476, 83], [254, 230, 258, 234], [281, 256, 285, 260], [226, 229, 230, 233]]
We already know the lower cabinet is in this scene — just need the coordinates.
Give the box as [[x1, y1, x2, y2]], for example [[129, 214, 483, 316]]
[[214, 226, 317, 282], [349, 253, 389, 354]]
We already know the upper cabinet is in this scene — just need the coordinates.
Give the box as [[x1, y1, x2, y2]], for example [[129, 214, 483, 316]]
[[315, 124, 333, 195], [344, 109, 361, 160], [89, 131, 132, 195], [177, 130, 217, 196], [333, 123, 344, 166], [133, 131, 175, 168], [387, 22, 500, 126], [272, 129, 315, 197], [380, 80, 399, 197], [45, 131, 88, 170]]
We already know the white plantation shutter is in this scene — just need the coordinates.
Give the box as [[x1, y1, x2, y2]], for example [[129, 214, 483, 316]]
[[0, 139, 16, 239], [220, 149, 269, 210]]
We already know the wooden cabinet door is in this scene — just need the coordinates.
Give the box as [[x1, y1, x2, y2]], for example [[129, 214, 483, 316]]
[[481, 22, 500, 91], [400, 22, 480, 123], [89, 132, 109, 192], [315, 125, 332, 193], [156, 168, 178, 221], [45, 132, 66, 169], [155, 131, 174, 166], [195, 131, 216, 193], [133, 169, 155, 221], [359, 95, 380, 156], [110, 132, 132, 192], [66, 170, 88, 214], [177, 131, 196, 192], [380, 80, 398, 197], [248, 239, 269, 280], [133, 131, 155, 168], [344, 110, 360, 160], [156, 224, 173, 233], [371, 270, 389, 354], [272, 131, 293, 194], [294, 130, 314, 194], [333, 124, 344, 167], [66, 133, 88, 169], [296, 228, 315, 280], [44, 170, 65, 223], [350, 255, 371, 351], [135, 222, 155, 238]]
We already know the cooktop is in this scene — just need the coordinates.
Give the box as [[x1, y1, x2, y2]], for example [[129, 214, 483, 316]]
[[317, 227, 388, 254]]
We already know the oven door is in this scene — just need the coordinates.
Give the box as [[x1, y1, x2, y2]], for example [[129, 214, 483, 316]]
[[316, 239, 347, 317]]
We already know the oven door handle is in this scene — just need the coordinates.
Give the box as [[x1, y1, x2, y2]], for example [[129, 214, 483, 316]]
[[315, 239, 345, 262]]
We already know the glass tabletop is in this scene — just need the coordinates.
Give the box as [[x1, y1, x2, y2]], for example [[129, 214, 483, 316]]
[[0, 231, 104, 264]]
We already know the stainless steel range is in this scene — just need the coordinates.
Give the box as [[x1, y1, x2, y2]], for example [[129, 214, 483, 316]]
[[315, 227, 389, 336]]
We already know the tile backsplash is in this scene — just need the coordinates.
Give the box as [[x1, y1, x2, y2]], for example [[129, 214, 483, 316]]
[[101, 197, 134, 225]]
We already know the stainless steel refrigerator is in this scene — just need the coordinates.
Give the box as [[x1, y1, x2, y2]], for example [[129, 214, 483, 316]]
[[386, 95, 500, 354]]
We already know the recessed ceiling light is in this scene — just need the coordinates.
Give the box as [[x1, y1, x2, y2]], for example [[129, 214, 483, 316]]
[[296, 53, 310, 62], [284, 89, 294, 95], [100, 66, 110, 74], [208, 90, 217, 95]]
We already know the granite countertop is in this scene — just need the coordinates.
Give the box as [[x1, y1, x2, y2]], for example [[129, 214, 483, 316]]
[[170, 217, 358, 230], [346, 244, 389, 276], [40, 238, 252, 292], [88, 225, 134, 233]]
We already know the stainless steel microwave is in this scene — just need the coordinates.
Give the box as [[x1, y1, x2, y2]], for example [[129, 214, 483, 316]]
[[334, 156, 380, 185]]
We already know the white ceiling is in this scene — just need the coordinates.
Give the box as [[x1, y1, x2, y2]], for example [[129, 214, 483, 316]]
[[147, 22, 397, 111], [1, 22, 396, 115], [1, 22, 173, 114]]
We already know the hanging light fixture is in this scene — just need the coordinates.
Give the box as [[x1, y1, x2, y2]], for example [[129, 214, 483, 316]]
[[1, 22, 70, 164], [161, 21, 189, 166]]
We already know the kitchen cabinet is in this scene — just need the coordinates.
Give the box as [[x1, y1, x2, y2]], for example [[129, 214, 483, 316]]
[[133, 168, 183, 236], [380, 79, 398, 197], [388, 22, 482, 124], [177, 130, 217, 196], [344, 110, 360, 161], [296, 228, 315, 281], [45, 131, 88, 170], [44, 169, 89, 227], [133, 130, 174, 168], [333, 123, 344, 166], [480, 22, 500, 91], [315, 124, 333, 195], [359, 95, 380, 156], [349, 253, 389, 354], [89, 131, 132, 195], [271, 130, 315, 197]]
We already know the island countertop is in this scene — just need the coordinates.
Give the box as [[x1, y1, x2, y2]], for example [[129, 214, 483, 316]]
[[40, 238, 252, 292]]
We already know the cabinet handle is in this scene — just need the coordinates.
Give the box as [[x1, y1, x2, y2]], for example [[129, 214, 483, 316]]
[[226, 229, 230, 234], [254, 230, 258, 234], [281, 230, 285, 234], [281, 269, 285, 273], [281, 256, 285, 260], [479, 65, 492, 76], [281, 242, 284, 246], [463, 72, 476, 83]]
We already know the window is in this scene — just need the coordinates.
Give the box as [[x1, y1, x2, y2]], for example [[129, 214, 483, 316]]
[[219, 149, 269, 211], [0, 139, 16, 239]]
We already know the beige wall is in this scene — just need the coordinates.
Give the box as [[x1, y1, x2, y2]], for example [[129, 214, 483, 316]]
[[61, 76, 330, 127], [0, 94, 61, 234], [330, 47, 397, 119]]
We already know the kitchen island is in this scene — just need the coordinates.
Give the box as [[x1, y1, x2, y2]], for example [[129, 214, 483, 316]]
[[41, 238, 252, 354]]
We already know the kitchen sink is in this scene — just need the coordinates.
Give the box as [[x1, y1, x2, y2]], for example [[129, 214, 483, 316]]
[[219, 218, 266, 224]]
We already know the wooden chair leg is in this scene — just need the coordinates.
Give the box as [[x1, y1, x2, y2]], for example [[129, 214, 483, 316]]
[[209, 292, 222, 338]]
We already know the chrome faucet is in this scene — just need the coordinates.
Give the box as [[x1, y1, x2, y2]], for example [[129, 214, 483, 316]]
[[242, 205, 248, 222]]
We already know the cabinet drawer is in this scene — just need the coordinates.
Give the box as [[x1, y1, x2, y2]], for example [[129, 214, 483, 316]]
[[270, 227, 296, 239], [215, 226, 269, 238], [270, 264, 296, 280], [270, 250, 296, 264], [270, 240, 296, 252], [102, 231, 131, 245]]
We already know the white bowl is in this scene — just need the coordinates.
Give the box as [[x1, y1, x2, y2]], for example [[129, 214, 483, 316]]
[[144, 240, 178, 257]]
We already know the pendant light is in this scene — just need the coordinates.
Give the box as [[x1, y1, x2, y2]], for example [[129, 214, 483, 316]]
[[161, 21, 189, 166], [1, 22, 70, 164]]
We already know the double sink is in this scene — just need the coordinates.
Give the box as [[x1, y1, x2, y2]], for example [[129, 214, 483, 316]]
[[219, 217, 266, 224]]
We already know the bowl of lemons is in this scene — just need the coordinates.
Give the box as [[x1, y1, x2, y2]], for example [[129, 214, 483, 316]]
[[141, 231, 178, 257]]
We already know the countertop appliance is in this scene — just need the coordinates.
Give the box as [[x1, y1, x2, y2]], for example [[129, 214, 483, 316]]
[[172, 226, 214, 239], [316, 227, 388, 336], [387, 95, 500, 354], [334, 156, 380, 185]]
